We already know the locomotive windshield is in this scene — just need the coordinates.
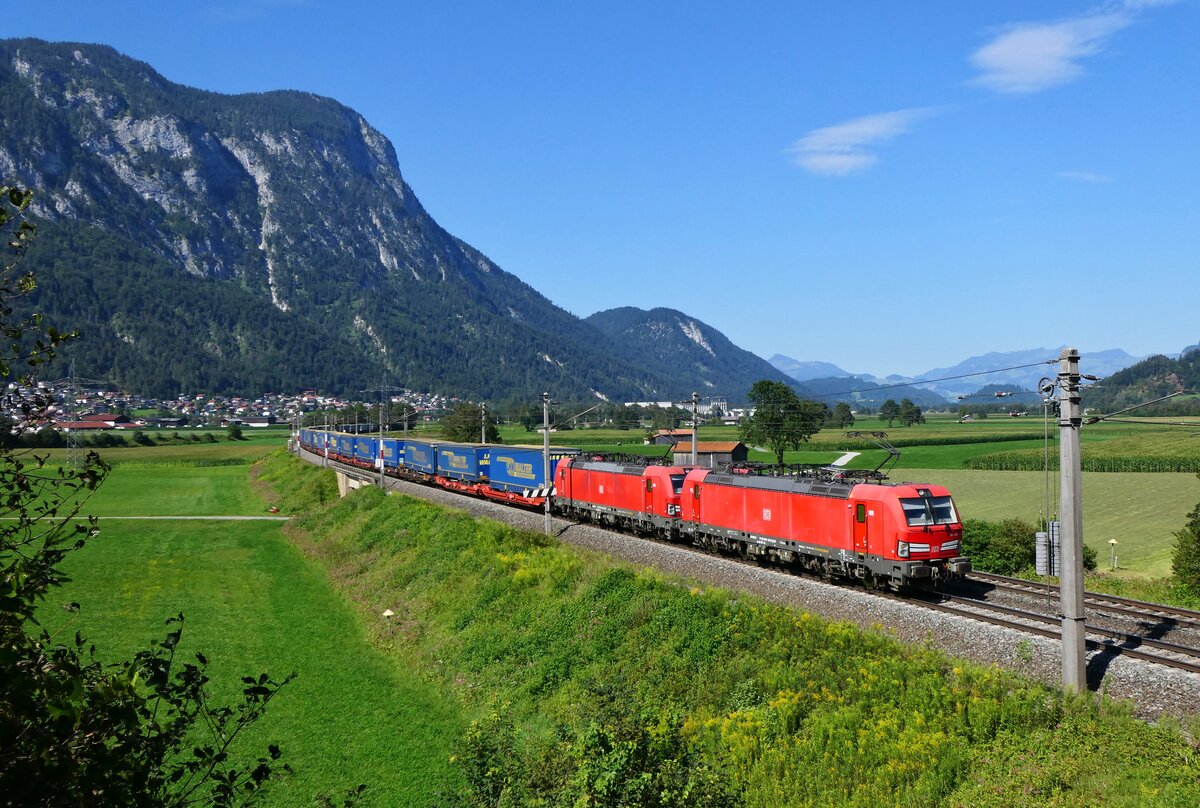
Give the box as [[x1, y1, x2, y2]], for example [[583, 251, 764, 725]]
[[900, 496, 958, 527], [670, 474, 685, 495]]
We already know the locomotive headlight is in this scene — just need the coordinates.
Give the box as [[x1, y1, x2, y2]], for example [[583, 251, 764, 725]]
[[897, 541, 910, 558]]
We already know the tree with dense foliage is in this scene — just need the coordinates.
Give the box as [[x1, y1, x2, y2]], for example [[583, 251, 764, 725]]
[[740, 380, 825, 467], [440, 403, 502, 443], [898, 398, 925, 427], [830, 402, 855, 428], [518, 405, 541, 432], [1172, 482, 1200, 593], [879, 399, 900, 427], [0, 185, 293, 805]]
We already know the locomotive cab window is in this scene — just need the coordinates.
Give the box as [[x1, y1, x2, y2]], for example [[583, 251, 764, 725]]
[[900, 496, 958, 527], [856, 504, 866, 523], [670, 474, 685, 495]]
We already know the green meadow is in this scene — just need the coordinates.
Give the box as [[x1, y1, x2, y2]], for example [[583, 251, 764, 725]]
[[40, 447, 463, 806], [36, 437, 1200, 805]]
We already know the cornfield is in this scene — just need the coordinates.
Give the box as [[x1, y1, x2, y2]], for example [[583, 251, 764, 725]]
[[965, 433, 1200, 473]]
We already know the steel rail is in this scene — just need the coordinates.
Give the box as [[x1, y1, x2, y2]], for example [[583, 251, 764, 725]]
[[968, 571, 1200, 627]]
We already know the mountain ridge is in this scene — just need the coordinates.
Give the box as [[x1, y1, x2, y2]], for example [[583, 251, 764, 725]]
[[586, 307, 806, 401], [0, 39, 721, 401]]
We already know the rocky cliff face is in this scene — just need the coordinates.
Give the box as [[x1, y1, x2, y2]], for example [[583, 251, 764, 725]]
[[0, 39, 703, 400]]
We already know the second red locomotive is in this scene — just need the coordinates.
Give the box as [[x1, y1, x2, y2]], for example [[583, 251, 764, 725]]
[[553, 455, 969, 590]]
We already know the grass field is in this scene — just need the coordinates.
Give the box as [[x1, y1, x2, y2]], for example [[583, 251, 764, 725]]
[[31, 434, 1200, 804], [39, 453, 464, 806], [254, 454, 1200, 806], [906, 469, 1199, 578]]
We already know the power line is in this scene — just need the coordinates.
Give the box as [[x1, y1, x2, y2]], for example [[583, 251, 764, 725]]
[[804, 358, 1058, 401], [1089, 418, 1200, 429], [1083, 391, 1185, 425]]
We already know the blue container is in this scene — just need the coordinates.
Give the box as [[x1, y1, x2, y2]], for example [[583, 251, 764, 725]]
[[354, 435, 378, 465], [335, 433, 355, 459], [436, 444, 491, 482], [403, 439, 439, 475], [381, 438, 403, 469], [488, 446, 578, 494]]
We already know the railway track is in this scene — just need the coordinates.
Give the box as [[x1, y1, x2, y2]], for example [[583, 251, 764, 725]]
[[967, 570, 1200, 628], [304, 449, 1200, 676], [904, 591, 1200, 675]]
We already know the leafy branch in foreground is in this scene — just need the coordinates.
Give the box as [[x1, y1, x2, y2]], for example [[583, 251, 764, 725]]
[[0, 183, 296, 805]]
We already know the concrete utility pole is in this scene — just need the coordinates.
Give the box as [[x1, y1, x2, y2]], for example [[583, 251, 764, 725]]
[[691, 392, 701, 466], [363, 383, 404, 487], [378, 399, 386, 487], [481, 403, 487, 444], [542, 392, 552, 536], [1058, 347, 1086, 691]]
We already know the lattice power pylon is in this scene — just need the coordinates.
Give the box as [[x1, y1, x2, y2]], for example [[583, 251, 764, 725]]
[[44, 361, 113, 470]]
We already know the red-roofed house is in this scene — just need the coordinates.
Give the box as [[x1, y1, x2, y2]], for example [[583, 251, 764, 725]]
[[647, 428, 694, 446], [668, 441, 749, 467]]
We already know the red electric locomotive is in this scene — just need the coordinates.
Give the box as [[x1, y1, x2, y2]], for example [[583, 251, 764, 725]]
[[679, 468, 970, 590], [552, 455, 686, 534]]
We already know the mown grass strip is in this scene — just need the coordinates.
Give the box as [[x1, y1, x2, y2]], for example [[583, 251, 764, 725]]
[[42, 467, 464, 806]]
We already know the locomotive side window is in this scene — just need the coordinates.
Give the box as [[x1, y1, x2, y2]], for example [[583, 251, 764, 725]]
[[900, 496, 958, 526], [856, 504, 866, 523]]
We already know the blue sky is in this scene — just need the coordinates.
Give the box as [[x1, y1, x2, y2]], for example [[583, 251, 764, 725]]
[[10, 1, 1199, 376]]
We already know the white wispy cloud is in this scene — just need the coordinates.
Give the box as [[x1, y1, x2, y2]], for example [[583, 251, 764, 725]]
[[786, 108, 935, 177], [969, 1, 1177, 94], [1058, 170, 1113, 183]]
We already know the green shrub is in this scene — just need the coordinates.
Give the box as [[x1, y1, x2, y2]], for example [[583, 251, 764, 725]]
[[962, 518, 1037, 575], [962, 518, 1097, 575], [1172, 489, 1200, 594]]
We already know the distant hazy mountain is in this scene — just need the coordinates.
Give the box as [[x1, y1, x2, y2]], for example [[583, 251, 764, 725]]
[[587, 308, 804, 402], [768, 354, 853, 382], [798, 375, 948, 409], [908, 347, 1146, 399], [767, 346, 1149, 406]]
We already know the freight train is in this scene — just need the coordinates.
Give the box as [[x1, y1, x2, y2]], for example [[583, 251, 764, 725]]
[[296, 428, 970, 590]]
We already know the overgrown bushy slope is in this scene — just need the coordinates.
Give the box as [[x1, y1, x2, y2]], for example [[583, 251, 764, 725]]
[[259, 452, 1200, 806]]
